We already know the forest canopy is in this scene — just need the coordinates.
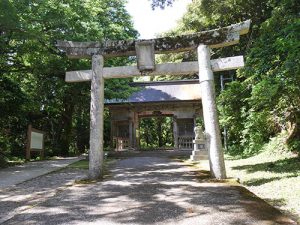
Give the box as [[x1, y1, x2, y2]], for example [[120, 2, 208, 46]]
[[162, 0, 300, 155], [0, 0, 138, 164]]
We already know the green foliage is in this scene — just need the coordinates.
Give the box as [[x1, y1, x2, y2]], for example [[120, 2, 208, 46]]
[[68, 159, 89, 170], [238, 0, 300, 153], [159, 0, 300, 155], [155, 0, 275, 78], [0, 0, 138, 159], [0, 75, 27, 157], [218, 81, 249, 149], [140, 117, 174, 149], [240, 110, 273, 154]]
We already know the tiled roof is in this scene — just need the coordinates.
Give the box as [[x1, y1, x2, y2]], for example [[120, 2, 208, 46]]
[[105, 80, 201, 104]]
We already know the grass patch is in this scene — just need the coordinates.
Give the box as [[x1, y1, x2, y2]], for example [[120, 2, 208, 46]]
[[169, 135, 299, 222], [1, 158, 26, 168], [68, 159, 89, 170], [170, 155, 239, 183], [225, 149, 300, 223], [68, 158, 116, 184], [74, 178, 99, 184]]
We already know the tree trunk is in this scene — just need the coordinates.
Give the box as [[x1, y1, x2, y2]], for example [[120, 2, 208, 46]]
[[60, 95, 75, 156]]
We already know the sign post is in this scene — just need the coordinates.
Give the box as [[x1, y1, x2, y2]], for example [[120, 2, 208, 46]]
[[26, 125, 45, 160]]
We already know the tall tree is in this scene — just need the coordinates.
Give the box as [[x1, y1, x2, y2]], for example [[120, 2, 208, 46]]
[[155, 0, 300, 154], [0, 0, 138, 160], [237, 0, 300, 153]]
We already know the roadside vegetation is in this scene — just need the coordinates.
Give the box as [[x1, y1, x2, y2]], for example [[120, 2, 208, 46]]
[[226, 154, 299, 223], [173, 133, 299, 222], [0, 0, 138, 164], [225, 134, 300, 223], [67, 159, 90, 170], [67, 156, 118, 183], [157, 0, 300, 157]]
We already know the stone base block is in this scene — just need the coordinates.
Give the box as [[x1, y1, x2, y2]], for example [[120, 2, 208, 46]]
[[193, 139, 205, 144], [190, 150, 208, 161]]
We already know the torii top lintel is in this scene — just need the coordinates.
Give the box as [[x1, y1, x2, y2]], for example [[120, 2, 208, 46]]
[[56, 20, 250, 59]]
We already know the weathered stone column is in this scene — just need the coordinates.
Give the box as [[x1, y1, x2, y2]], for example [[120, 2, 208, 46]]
[[129, 120, 133, 148], [110, 120, 114, 150], [89, 55, 104, 179], [198, 45, 226, 179], [133, 112, 139, 149], [136, 115, 140, 150]]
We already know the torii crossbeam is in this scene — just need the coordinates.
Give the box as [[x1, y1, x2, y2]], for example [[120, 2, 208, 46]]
[[56, 20, 251, 179]]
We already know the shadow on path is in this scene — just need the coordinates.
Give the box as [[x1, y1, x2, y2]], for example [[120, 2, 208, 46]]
[[1, 154, 296, 225]]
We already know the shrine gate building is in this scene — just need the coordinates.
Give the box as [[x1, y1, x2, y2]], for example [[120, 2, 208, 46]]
[[106, 79, 202, 151]]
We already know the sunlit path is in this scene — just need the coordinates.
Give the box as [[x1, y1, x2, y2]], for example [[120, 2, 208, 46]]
[[0, 157, 82, 189], [1, 153, 295, 225]]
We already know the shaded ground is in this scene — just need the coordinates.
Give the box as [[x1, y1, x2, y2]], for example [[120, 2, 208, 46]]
[[1, 152, 297, 225], [0, 168, 86, 224]]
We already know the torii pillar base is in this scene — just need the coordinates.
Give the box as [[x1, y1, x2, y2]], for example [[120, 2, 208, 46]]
[[198, 45, 226, 179]]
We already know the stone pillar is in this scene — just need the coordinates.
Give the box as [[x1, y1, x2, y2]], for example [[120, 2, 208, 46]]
[[197, 45, 226, 179], [133, 112, 139, 149], [136, 115, 140, 150], [132, 114, 136, 148], [173, 116, 178, 149], [129, 119, 133, 148], [89, 55, 104, 179], [110, 120, 114, 150]]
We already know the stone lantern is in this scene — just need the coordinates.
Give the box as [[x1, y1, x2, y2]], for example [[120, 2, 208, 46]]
[[190, 126, 209, 161]]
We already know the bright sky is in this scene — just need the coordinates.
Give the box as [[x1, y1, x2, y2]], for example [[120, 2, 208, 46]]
[[125, 0, 192, 39]]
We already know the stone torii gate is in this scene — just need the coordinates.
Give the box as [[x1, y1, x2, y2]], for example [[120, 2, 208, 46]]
[[56, 20, 251, 180]]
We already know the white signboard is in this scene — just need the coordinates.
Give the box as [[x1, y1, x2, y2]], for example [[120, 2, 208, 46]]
[[30, 131, 44, 149]]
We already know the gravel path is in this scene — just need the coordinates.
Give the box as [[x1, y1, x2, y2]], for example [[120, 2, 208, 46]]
[[1, 154, 296, 225], [0, 168, 86, 224]]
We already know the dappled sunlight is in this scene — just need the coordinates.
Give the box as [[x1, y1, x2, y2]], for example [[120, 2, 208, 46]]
[[226, 152, 300, 223], [1, 154, 295, 225], [0, 191, 32, 202], [0, 167, 86, 224], [103, 180, 133, 187]]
